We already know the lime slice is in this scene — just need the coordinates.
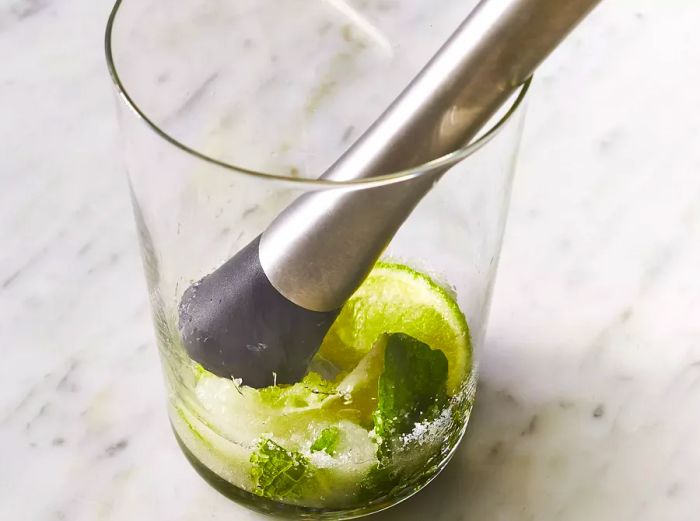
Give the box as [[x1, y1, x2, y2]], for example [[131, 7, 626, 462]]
[[318, 262, 471, 395]]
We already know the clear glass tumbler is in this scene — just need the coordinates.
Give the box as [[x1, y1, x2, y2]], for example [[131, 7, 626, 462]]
[[106, 0, 528, 518]]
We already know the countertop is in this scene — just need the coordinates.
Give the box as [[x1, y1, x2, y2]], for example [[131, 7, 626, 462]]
[[2, 0, 700, 520]]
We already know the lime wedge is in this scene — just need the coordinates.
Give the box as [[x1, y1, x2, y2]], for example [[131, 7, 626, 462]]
[[318, 262, 471, 395]]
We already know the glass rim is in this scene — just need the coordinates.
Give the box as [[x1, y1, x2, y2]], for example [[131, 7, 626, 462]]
[[105, 0, 531, 188]]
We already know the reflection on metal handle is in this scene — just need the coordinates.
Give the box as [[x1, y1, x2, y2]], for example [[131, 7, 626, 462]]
[[260, 0, 602, 312]]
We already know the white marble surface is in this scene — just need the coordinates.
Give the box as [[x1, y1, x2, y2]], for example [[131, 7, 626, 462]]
[[2, 0, 700, 519]]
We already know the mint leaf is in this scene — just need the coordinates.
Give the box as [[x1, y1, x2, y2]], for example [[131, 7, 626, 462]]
[[310, 427, 341, 456], [250, 438, 311, 499], [373, 333, 448, 458], [359, 334, 449, 502]]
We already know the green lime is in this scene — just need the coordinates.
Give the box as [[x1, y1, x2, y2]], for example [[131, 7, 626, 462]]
[[318, 262, 471, 395]]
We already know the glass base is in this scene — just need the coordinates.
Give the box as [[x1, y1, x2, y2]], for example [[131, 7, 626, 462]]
[[171, 423, 463, 520]]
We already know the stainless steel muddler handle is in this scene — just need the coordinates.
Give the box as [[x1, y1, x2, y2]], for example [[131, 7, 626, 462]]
[[179, 0, 602, 387]]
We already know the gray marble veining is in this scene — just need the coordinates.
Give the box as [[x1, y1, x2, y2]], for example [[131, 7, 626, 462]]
[[1, 0, 700, 520]]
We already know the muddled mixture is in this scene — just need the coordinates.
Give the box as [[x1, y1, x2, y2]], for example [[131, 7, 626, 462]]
[[169, 262, 475, 509]]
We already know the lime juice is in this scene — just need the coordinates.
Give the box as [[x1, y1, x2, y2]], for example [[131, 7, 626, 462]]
[[170, 262, 475, 510]]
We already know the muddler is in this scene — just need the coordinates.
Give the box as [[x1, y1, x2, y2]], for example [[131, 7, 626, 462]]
[[178, 0, 602, 387]]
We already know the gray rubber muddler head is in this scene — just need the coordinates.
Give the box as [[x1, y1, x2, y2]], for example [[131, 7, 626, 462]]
[[179, 236, 339, 388]]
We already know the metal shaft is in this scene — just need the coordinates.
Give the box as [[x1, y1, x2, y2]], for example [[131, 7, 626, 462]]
[[260, 0, 601, 312]]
